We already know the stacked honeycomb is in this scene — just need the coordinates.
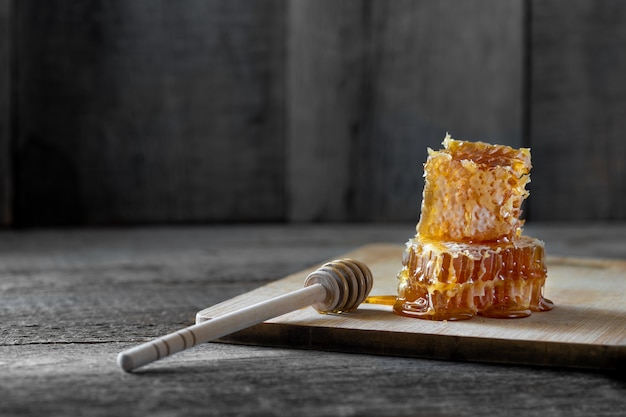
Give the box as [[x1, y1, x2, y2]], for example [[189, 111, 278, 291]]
[[394, 134, 553, 320]]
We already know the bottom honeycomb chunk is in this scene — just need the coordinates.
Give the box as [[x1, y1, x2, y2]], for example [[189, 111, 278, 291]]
[[394, 235, 554, 320]]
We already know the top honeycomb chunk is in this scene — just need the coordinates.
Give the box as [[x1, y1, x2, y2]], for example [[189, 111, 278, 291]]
[[416, 134, 531, 243]]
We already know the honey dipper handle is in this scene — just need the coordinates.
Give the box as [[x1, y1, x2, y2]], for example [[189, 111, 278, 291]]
[[117, 283, 327, 372]]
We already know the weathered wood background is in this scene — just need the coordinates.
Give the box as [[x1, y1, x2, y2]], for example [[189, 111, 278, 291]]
[[0, 0, 11, 225], [1, 0, 625, 226]]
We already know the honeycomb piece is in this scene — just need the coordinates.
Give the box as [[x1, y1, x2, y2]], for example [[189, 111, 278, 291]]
[[416, 134, 531, 243], [395, 134, 553, 320], [394, 235, 553, 320]]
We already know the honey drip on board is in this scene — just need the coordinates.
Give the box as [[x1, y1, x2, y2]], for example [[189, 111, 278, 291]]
[[395, 135, 553, 321], [365, 295, 397, 306]]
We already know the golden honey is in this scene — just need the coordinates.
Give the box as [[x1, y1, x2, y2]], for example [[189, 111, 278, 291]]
[[394, 236, 553, 320], [396, 134, 553, 320], [416, 135, 531, 242]]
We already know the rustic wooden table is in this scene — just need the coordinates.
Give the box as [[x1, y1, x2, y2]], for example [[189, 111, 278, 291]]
[[1, 223, 625, 416]]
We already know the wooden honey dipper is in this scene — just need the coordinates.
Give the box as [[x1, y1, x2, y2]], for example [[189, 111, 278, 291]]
[[117, 259, 373, 372]]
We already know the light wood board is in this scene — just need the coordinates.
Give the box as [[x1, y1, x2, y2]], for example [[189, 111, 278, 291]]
[[197, 244, 626, 369]]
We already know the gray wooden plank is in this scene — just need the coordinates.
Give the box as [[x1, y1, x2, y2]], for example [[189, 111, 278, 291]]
[[2, 342, 625, 417], [12, 1, 626, 225], [287, 0, 367, 221], [288, 0, 525, 222], [529, 0, 626, 221], [1, 224, 625, 416], [0, 0, 11, 225], [14, 1, 285, 226], [359, 0, 525, 221], [0, 225, 414, 345]]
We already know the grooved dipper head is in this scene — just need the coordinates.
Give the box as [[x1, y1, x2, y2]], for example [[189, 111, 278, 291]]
[[304, 259, 373, 313]]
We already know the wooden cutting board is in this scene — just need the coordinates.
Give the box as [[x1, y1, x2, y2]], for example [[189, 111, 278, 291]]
[[196, 244, 626, 369]]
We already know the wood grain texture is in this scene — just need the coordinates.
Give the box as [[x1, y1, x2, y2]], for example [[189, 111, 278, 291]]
[[0, 0, 11, 225], [287, 0, 366, 221], [198, 244, 626, 369], [1, 224, 626, 416], [14, 0, 285, 226], [529, 0, 626, 220], [7, 2, 626, 225], [288, 0, 524, 222], [358, 0, 525, 221]]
